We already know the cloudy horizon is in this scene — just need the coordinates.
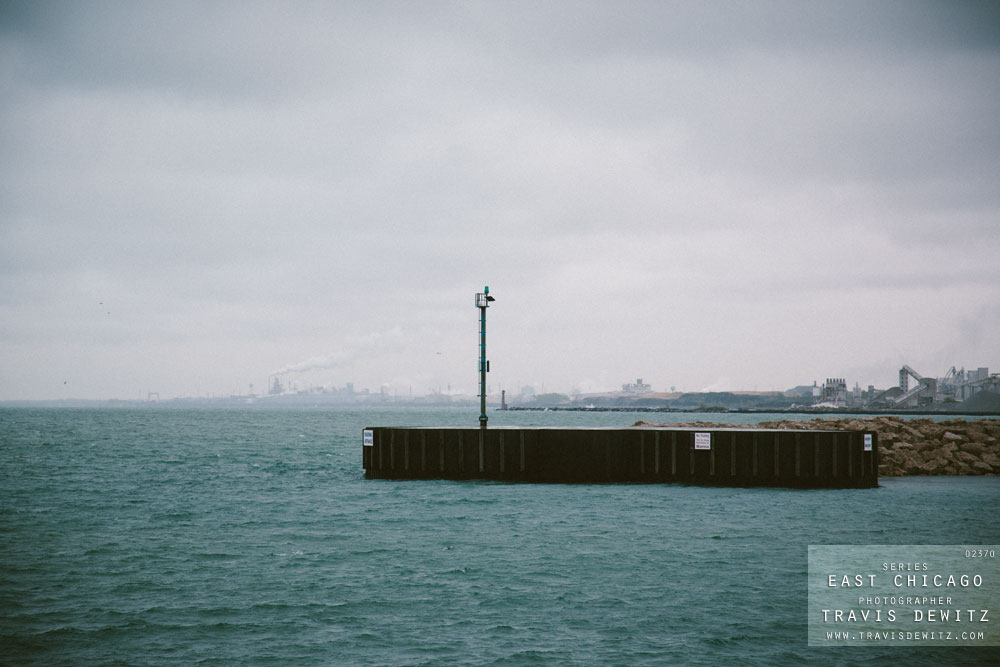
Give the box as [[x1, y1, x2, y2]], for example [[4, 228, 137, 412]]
[[1, 1, 998, 401]]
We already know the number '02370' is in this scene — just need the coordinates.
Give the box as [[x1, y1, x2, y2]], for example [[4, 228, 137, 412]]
[[965, 549, 995, 558]]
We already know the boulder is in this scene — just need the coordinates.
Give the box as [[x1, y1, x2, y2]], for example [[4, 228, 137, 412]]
[[900, 452, 924, 475], [970, 461, 993, 475], [917, 447, 944, 463], [965, 429, 989, 443], [954, 451, 980, 465], [981, 452, 1000, 468], [919, 458, 949, 474], [960, 442, 987, 457], [943, 431, 965, 442]]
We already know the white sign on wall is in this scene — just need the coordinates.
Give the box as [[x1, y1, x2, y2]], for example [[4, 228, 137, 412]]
[[363, 429, 374, 447], [863, 433, 872, 451], [694, 432, 711, 450]]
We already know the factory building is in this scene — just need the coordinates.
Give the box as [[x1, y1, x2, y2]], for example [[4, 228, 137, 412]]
[[865, 365, 998, 409], [808, 365, 998, 410], [815, 378, 848, 408], [621, 378, 653, 394]]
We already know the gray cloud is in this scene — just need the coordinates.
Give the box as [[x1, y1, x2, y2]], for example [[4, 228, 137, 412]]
[[2, 1, 998, 400]]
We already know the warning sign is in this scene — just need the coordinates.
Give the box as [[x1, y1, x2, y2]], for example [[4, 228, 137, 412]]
[[694, 432, 711, 450]]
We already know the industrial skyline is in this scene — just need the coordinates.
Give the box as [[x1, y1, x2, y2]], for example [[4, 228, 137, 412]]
[[35, 362, 984, 412]]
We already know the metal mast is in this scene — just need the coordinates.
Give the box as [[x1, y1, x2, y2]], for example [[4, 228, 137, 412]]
[[475, 286, 495, 429]]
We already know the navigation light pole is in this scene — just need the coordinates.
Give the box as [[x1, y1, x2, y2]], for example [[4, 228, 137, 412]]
[[475, 286, 495, 429]]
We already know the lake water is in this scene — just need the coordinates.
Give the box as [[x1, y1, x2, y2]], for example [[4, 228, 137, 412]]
[[1, 407, 997, 665]]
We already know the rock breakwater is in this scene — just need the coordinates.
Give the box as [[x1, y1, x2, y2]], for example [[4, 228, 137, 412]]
[[633, 417, 1000, 476]]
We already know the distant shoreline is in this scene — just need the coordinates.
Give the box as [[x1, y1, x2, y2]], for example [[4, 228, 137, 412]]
[[1, 400, 998, 417], [507, 406, 1000, 417]]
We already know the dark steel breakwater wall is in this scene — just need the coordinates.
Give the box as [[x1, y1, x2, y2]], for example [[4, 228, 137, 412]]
[[362, 427, 878, 488]]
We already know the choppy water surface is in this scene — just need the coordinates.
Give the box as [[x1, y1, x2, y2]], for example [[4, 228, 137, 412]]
[[1, 407, 998, 665]]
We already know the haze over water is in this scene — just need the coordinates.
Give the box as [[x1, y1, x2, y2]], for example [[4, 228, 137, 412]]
[[2, 406, 997, 665]]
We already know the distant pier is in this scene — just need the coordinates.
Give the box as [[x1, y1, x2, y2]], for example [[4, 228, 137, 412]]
[[362, 426, 878, 488]]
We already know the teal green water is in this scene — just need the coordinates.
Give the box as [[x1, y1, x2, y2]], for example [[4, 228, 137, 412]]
[[1, 407, 998, 665]]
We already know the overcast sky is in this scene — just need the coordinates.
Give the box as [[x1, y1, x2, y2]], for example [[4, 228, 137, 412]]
[[1, 1, 998, 401]]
